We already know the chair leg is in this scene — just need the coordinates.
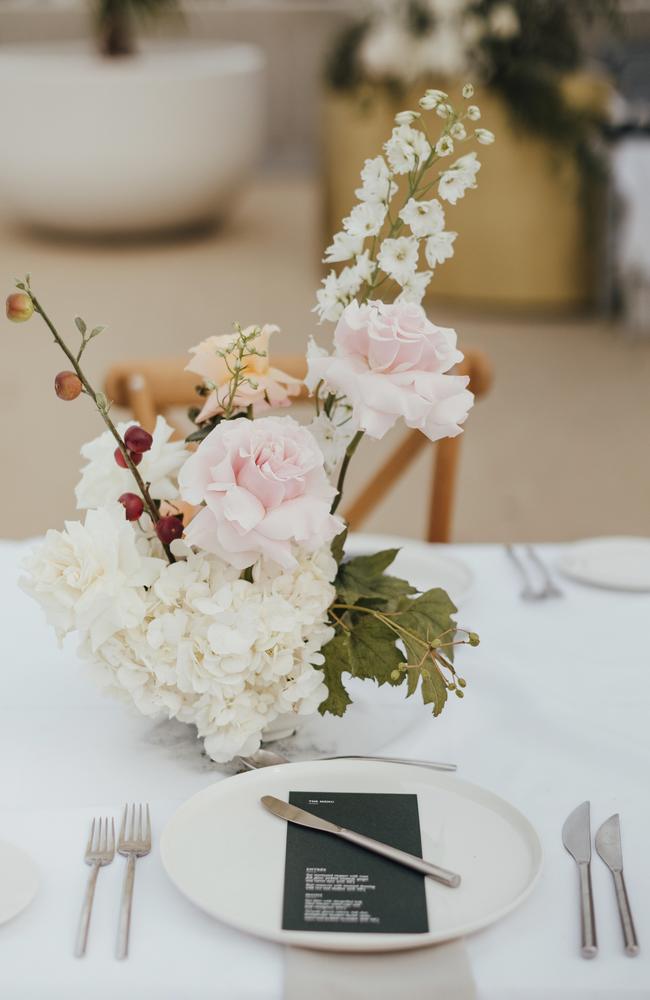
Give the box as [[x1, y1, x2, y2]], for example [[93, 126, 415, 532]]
[[428, 437, 461, 543]]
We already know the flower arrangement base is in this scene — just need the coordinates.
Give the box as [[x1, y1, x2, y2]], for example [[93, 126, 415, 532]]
[[323, 78, 606, 312]]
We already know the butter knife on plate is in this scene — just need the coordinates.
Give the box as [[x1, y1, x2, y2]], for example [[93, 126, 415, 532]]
[[562, 801, 597, 958], [595, 814, 639, 956], [261, 795, 460, 888]]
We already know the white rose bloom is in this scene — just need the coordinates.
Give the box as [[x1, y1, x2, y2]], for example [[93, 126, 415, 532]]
[[438, 152, 481, 204], [75, 415, 188, 510], [396, 270, 433, 304], [399, 197, 446, 238], [425, 231, 457, 267], [323, 231, 364, 264], [377, 236, 419, 285], [21, 504, 165, 650], [81, 544, 337, 762], [384, 124, 431, 175], [343, 201, 387, 238], [355, 156, 397, 204]]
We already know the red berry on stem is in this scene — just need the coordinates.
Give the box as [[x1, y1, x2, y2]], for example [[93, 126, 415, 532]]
[[6, 292, 33, 322], [156, 515, 183, 546], [118, 492, 144, 521], [54, 370, 82, 401], [124, 425, 153, 454], [114, 447, 142, 468]]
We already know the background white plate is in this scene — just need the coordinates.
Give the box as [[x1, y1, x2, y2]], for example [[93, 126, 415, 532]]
[[347, 533, 474, 607], [161, 760, 542, 952], [557, 536, 650, 592], [0, 841, 39, 925]]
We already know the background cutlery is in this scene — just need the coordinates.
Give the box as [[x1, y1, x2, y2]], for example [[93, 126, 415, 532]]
[[525, 544, 564, 598], [261, 795, 461, 888], [116, 803, 151, 960], [595, 814, 639, 956], [75, 816, 115, 958], [505, 544, 540, 600], [562, 801, 597, 958], [239, 749, 456, 772]]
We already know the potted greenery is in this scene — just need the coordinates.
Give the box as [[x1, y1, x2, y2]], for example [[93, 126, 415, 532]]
[[0, 0, 265, 236], [323, 0, 615, 311]]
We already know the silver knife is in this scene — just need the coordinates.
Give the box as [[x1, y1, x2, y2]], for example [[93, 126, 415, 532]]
[[562, 801, 597, 958], [595, 814, 639, 956], [261, 795, 460, 888]]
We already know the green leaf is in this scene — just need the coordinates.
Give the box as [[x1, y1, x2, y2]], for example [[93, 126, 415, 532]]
[[395, 588, 458, 661], [420, 669, 448, 717], [336, 548, 404, 603], [347, 616, 405, 686], [88, 325, 106, 339], [75, 316, 87, 336], [318, 633, 353, 716], [331, 527, 348, 565]]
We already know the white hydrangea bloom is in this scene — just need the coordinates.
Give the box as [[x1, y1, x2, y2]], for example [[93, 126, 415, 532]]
[[21, 504, 165, 651], [343, 201, 387, 238], [377, 236, 419, 285], [323, 231, 364, 264], [75, 415, 188, 510], [396, 270, 433, 304], [79, 542, 337, 762], [399, 197, 446, 238], [384, 124, 431, 175], [438, 152, 481, 204], [355, 156, 397, 204], [425, 231, 457, 267]]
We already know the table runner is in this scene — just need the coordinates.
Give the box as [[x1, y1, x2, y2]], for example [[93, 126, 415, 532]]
[[1, 538, 649, 998]]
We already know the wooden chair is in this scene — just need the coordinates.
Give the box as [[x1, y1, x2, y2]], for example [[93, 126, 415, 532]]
[[105, 348, 493, 543]]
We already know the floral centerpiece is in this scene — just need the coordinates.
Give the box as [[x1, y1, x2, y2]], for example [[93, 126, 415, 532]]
[[12, 85, 487, 763]]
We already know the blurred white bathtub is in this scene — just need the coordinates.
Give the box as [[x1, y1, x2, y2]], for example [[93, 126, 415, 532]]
[[0, 41, 265, 236]]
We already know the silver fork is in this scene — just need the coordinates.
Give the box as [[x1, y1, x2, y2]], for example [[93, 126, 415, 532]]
[[525, 544, 564, 598], [75, 816, 115, 958], [116, 803, 151, 960]]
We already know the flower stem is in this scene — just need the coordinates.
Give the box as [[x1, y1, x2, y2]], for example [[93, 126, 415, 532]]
[[28, 290, 175, 563], [331, 429, 363, 515]]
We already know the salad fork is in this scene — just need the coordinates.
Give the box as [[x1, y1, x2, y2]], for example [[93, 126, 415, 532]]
[[75, 816, 115, 958], [116, 803, 151, 960]]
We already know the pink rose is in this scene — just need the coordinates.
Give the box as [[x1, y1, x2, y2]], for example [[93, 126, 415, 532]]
[[178, 416, 342, 569], [308, 300, 473, 440], [186, 325, 301, 423]]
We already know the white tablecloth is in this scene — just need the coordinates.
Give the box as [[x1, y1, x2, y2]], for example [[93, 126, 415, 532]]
[[1, 537, 649, 999]]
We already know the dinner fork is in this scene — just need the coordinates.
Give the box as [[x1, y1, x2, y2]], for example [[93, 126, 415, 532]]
[[116, 803, 151, 960], [75, 816, 115, 958], [525, 544, 563, 598], [505, 544, 540, 600]]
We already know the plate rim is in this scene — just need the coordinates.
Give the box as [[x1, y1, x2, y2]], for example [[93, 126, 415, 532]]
[[0, 840, 40, 926], [160, 760, 543, 952], [557, 535, 650, 592]]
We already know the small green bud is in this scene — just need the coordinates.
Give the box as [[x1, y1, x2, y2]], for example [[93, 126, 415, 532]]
[[390, 669, 401, 682], [468, 632, 480, 647], [455, 688, 464, 698]]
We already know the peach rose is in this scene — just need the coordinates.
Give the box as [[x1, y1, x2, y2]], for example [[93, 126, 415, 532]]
[[186, 325, 301, 422], [178, 416, 342, 570], [307, 299, 473, 440]]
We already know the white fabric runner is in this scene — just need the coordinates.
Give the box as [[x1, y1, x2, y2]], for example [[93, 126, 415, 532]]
[[1, 537, 649, 999]]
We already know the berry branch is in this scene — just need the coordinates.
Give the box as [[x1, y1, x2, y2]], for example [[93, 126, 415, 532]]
[[9, 278, 176, 563]]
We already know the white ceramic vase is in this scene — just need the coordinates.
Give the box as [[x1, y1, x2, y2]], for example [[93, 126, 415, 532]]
[[0, 41, 265, 236]]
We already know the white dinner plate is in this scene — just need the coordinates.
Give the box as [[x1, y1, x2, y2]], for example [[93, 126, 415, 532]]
[[161, 760, 542, 952], [347, 533, 474, 606], [0, 841, 39, 925], [557, 536, 650, 592]]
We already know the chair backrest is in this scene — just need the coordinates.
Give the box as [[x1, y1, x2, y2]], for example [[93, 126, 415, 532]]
[[105, 348, 492, 543]]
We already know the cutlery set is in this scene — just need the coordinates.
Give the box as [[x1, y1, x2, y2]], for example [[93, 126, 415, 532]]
[[505, 544, 563, 600], [562, 802, 638, 958], [75, 803, 151, 959]]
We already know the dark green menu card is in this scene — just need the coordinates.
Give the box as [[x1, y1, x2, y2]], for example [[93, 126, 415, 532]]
[[281, 791, 429, 934]]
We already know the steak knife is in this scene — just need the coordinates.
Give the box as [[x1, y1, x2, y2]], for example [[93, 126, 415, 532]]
[[595, 814, 639, 956], [562, 801, 597, 958], [261, 795, 461, 888]]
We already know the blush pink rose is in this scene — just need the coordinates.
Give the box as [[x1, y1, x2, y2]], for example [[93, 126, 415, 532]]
[[307, 299, 473, 440], [178, 416, 343, 570], [186, 325, 301, 423]]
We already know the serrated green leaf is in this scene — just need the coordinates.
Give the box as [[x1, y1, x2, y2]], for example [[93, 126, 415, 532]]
[[394, 587, 458, 661], [318, 633, 353, 716], [421, 669, 448, 716], [75, 316, 87, 336], [331, 527, 348, 565], [348, 615, 405, 685], [336, 548, 405, 603]]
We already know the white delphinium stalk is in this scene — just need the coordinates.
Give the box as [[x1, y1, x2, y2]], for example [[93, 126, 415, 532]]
[[314, 84, 493, 328]]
